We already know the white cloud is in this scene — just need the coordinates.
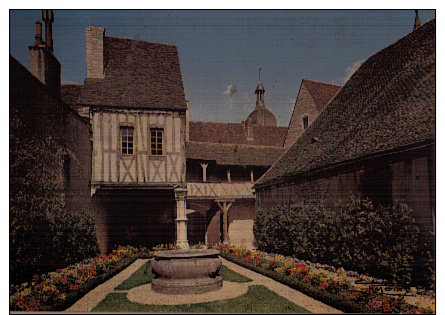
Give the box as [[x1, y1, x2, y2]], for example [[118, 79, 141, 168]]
[[224, 84, 237, 96], [331, 58, 367, 85], [224, 84, 233, 95]]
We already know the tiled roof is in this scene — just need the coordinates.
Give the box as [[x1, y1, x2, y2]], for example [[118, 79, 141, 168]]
[[61, 84, 83, 108], [189, 121, 287, 147], [247, 105, 277, 126], [303, 79, 341, 112], [79, 36, 187, 110], [187, 141, 286, 167], [255, 19, 435, 188]]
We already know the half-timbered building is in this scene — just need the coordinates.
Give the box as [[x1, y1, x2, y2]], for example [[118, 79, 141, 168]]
[[63, 26, 188, 253]]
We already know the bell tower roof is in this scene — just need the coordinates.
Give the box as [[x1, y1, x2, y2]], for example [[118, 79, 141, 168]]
[[246, 68, 277, 126]]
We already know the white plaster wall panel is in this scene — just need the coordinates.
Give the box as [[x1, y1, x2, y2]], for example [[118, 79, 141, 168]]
[[165, 115, 173, 152], [228, 219, 254, 249], [174, 116, 181, 152]]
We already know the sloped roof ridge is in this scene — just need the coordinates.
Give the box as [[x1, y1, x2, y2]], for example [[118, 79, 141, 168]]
[[106, 35, 178, 48], [187, 140, 287, 150], [255, 18, 435, 188], [302, 78, 341, 87]]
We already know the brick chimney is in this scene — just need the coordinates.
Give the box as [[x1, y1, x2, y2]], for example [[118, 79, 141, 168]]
[[86, 26, 106, 79], [28, 10, 61, 99], [42, 9, 54, 52]]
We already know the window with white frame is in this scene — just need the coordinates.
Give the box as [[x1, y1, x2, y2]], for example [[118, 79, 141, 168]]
[[120, 126, 134, 155], [150, 129, 164, 156]]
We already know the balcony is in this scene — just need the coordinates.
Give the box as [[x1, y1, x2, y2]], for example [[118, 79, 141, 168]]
[[186, 182, 254, 199]]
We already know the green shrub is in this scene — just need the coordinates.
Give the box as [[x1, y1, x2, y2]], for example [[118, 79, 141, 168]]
[[253, 196, 420, 283]]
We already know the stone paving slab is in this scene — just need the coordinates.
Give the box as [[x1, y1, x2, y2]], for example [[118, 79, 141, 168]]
[[127, 281, 249, 305], [66, 257, 342, 313]]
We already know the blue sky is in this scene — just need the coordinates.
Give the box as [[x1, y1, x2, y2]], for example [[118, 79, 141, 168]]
[[9, 9, 436, 126]]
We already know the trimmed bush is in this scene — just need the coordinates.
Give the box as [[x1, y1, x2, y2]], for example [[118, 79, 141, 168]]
[[253, 196, 420, 284]]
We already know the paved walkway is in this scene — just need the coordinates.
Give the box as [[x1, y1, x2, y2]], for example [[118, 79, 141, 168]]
[[66, 257, 342, 313]]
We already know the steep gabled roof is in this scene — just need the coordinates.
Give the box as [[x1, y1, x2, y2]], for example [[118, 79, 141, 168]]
[[255, 19, 435, 188], [79, 36, 187, 110], [303, 79, 341, 112], [284, 79, 341, 147], [189, 121, 287, 147], [187, 141, 286, 167], [61, 84, 83, 109]]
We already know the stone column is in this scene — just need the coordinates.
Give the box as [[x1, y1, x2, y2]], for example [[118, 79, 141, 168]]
[[216, 199, 234, 244], [175, 188, 189, 249]]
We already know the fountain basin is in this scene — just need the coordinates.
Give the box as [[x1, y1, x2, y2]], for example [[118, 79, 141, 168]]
[[151, 248, 223, 294]]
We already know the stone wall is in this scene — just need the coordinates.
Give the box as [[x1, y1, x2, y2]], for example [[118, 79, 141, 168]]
[[255, 146, 435, 242], [10, 55, 92, 221], [284, 83, 320, 147]]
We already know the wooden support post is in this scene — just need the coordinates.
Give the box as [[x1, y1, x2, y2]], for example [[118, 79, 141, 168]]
[[250, 170, 254, 183], [216, 199, 235, 244], [227, 169, 231, 182], [200, 163, 208, 182]]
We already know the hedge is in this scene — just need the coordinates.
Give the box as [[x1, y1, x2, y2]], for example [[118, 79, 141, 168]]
[[254, 196, 420, 284]]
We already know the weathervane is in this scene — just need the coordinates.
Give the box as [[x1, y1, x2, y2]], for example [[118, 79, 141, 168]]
[[259, 68, 262, 82]]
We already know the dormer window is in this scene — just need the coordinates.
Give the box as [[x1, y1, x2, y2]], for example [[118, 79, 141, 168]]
[[150, 129, 164, 156], [120, 126, 134, 155]]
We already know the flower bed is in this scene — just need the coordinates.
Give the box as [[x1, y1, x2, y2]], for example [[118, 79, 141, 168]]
[[213, 244, 435, 314], [9, 245, 153, 311]]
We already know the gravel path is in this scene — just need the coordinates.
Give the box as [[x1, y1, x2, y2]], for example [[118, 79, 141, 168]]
[[66, 257, 342, 313]]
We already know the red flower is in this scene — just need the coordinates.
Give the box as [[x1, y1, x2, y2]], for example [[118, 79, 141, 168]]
[[72, 284, 79, 290], [270, 260, 276, 265], [218, 243, 223, 250], [33, 275, 39, 280], [320, 283, 328, 289], [303, 276, 308, 281], [383, 304, 391, 313], [244, 258, 248, 262], [295, 264, 307, 272], [56, 269, 62, 273], [127, 252, 131, 257], [61, 279, 67, 285], [103, 259, 107, 263]]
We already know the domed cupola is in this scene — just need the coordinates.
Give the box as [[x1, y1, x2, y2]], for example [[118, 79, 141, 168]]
[[246, 69, 277, 126]]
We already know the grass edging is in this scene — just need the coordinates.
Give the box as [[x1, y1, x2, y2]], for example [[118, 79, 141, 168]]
[[219, 251, 374, 313]]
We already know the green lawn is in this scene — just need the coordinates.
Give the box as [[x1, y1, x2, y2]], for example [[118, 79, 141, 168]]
[[93, 285, 310, 313], [95, 260, 310, 313], [219, 265, 253, 283], [114, 261, 153, 290]]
